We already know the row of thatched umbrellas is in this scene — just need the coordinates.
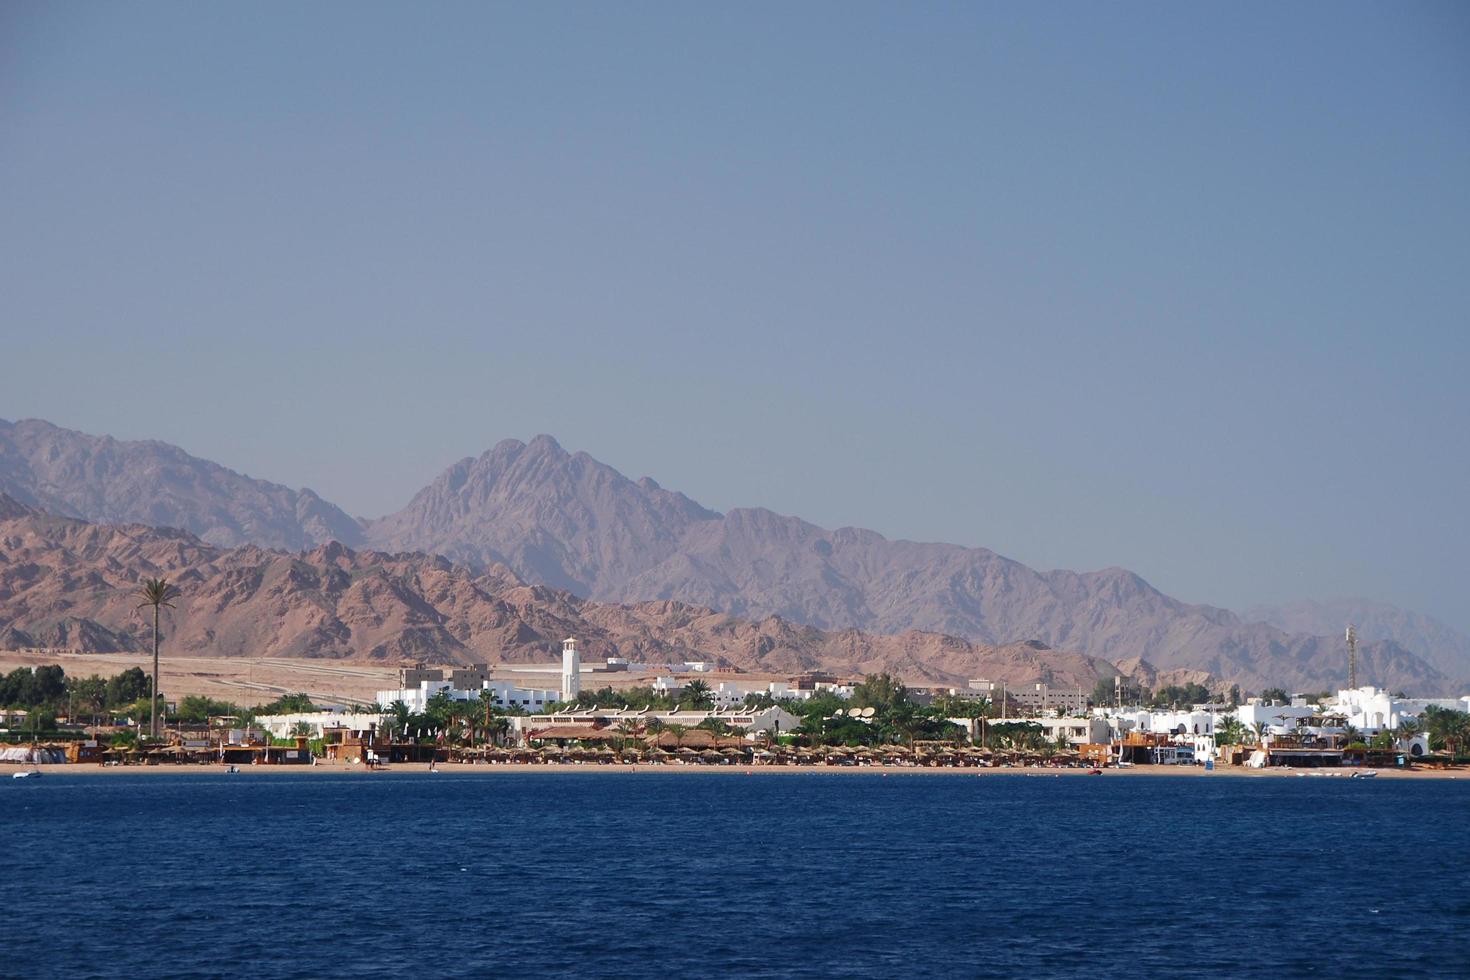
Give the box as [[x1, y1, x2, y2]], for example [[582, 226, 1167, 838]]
[[100, 745, 218, 764], [445, 743, 1085, 767]]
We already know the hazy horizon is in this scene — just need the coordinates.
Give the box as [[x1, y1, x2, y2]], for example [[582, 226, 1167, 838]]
[[3, 3, 1467, 630]]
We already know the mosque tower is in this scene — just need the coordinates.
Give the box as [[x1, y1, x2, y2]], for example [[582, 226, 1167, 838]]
[[561, 637, 581, 700]]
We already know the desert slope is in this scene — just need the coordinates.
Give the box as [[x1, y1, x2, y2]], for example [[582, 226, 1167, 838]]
[[4, 421, 1456, 692], [365, 436, 1451, 691], [0, 500, 1447, 693]]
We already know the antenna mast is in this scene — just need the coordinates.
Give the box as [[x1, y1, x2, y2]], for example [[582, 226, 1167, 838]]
[[1346, 625, 1358, 690]]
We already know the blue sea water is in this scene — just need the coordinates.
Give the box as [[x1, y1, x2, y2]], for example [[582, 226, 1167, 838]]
[[4, 771, 1468, 979]]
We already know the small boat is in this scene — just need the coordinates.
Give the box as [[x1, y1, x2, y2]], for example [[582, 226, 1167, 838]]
[[1351, 769, 1378, 779], [1087, 768, 1103, 775], [12, 769, 42, 780]]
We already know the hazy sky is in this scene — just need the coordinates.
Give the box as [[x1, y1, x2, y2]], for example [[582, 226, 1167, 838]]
[[3, 3, 1467, 628]]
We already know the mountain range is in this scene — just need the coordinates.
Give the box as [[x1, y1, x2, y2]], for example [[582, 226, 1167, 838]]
[[0, 495, 1195, 690], [0, 419, 362, 550], [1, 417, 1463, 693], [1244, 599, 1470, 686]]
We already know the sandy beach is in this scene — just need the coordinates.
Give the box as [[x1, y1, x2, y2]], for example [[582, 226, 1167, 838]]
[[4, 760, 1463, 779]]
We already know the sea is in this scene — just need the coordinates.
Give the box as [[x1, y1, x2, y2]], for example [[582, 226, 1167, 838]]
[[5, 771, 1468, 979]]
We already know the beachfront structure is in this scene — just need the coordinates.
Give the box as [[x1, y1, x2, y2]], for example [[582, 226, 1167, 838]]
[[698, 678, 854, 707], [1235, 699, 1318, 733], [1114, 708, 1221, 738], [375, 677, 560, 713], [1329, 686, 1470, 733], [561, 637, 581, 701], [254, 710, 387, 739], [508, 704, 802, 744], [948, 714, 1109, 748], [968, 679, 1087, 714]]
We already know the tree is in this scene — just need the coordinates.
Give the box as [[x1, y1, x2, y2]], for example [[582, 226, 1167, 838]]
[[69, 674, 108, 725], [0, 667, 34, 707], [134, 577, 182, 738], [1151, 683, 1213, 709], [31, 665, 67, 705], [1260, 688, 1289, 705], [258, 692, 316, 715], [1395, 717, 1421, 752], [889, 702, 925, 757], [851, 673, 908, 711], [696, 718, 733, 737], [106, 667, 150, 708], [1215, 717, 1247, 746], [383, 700, 411, 740], [679, 679, 714, 709], [177, 695, 240, 725]]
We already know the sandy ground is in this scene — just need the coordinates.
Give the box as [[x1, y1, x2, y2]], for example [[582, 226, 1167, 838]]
[[0, 651, 806, 709], [0, 651, 397, 707], [3, 760, 1463, 779]]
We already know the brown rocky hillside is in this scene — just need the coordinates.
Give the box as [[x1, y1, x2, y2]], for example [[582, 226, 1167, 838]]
[[0, 498, 1446, 693]]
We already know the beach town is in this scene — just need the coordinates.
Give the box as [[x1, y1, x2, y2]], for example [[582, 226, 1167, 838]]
[[5, 637, 1469, 779]]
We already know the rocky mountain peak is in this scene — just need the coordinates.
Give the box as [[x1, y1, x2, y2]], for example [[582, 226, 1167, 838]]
[[0, 417, 364, 551]]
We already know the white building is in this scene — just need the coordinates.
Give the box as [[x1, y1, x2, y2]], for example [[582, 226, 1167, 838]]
[[1235, 699, 1318, 733], [706, 678, 855, 707], [561, 637, 581, 701], [968, 680, 1088, 714], [950, 715, 1109, 747], [254, 710, 387, 739], [375, 678, 561, 713], [1117, 708, 1221, 738], [1329, 686, 1470, 733]]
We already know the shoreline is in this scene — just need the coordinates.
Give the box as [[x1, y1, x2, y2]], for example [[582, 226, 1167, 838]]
[[4, 761, 1464, 779]]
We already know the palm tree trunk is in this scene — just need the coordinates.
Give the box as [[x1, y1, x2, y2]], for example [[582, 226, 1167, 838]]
[[151, 605, 160, 738]]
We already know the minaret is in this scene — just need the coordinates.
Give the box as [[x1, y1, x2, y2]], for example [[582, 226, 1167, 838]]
[[561, 637, 581, 700], [1346, 625, 1358, 691]]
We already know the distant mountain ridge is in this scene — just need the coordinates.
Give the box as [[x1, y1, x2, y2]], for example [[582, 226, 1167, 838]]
[[364, 435, 718, 594], [0, 419, 1460, 693], [0, 418, 363, 551], [362, 434, 1457, 692], [0, 500, 1183, 690], [1244, 599, 1470, 687]]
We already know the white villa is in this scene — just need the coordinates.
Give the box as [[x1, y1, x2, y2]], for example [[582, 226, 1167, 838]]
[[1328, 686, 1470, 733], [375, 677, 561, 713]]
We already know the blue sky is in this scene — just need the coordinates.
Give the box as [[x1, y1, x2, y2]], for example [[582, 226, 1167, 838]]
[[2, 2, 1467, 628]]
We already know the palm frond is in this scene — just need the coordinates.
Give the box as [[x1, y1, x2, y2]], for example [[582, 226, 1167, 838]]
[[134, 576, 183, 609]]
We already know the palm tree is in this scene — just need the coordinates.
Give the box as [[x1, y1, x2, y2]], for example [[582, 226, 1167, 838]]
[[134, 577, 181, 739], [1250, 721, 1266, 749], [680, 679, 714, 709], [1216, 717, 1247, 746], [1395, 717, 1421, 753], [891, 703, 925, 760], [384, 700, 411, 741], [478, 689, 499, 748]]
